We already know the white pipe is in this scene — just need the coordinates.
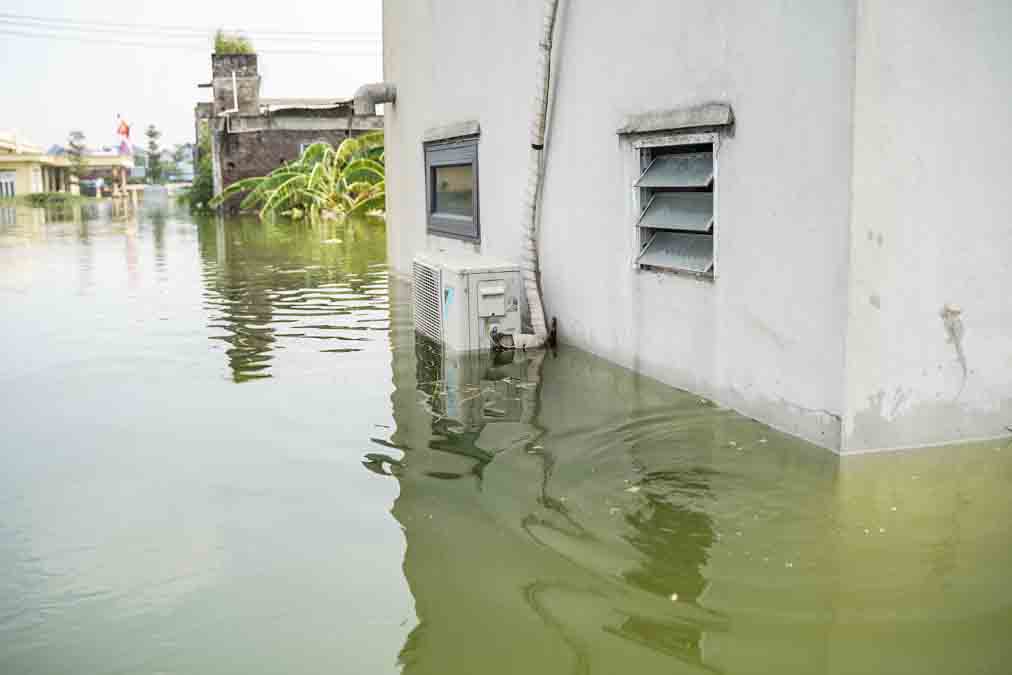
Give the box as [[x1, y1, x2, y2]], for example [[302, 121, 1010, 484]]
[[222, 71, 240, 117], [509, 0, 562, 350], [353, 82, 397, 116]]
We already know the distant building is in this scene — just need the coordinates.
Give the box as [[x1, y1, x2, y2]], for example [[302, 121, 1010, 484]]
[[43, 140, 135, 196], [0, 132, 73, 196], [195, 53, 382, 211]]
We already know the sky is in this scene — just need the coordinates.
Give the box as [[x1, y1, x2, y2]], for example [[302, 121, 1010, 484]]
[[0, 0, 382, 150]]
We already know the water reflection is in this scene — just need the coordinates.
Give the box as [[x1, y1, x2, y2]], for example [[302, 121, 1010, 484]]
[[196, 215, 387, 382], [377, 282, 731, 673], [1, 204, 1010, 674], [377, 280, 1012, 674]]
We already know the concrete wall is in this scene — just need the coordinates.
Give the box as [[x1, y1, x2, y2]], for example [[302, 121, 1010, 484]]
[[218, 128, 355, 187], [384, 0, 856, 450], [842, 1, 1012, 452], [5, 162, 46, 195]]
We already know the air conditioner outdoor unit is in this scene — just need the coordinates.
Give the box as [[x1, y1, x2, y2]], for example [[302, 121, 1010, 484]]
[[412, 251, 526, 352]]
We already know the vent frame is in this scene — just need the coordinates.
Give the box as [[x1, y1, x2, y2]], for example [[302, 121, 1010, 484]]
[[412, 260, 443, 342]]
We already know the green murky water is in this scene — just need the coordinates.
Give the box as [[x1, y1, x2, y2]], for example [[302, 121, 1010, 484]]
[[1, 202, 1010, 674]]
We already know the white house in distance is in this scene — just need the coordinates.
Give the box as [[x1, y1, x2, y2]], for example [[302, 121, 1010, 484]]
[[377, 1, 1012, 454]]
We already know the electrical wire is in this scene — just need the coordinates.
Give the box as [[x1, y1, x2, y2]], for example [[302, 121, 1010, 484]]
[[0, 12, 381, 42], [0, 27, 380, 56]]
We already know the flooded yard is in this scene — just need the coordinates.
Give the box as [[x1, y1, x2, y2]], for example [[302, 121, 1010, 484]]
[[1, 203, 1010, 674]]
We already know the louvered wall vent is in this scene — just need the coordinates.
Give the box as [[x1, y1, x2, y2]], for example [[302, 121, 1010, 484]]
[[412, 259, 442, 342]]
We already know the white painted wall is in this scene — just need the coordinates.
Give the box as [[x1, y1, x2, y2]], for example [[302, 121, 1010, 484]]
[[385, 0, 856, 451], [842, 1, 1012, 452], [386, 1, 1012, 452]]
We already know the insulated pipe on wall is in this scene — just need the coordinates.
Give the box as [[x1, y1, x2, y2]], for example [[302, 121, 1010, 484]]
[[507, 0, 562, 350], [353, 82, 397, 116]]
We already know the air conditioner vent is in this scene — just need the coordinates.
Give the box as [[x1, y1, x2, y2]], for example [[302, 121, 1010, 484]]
[[412, 260, 442, 342]]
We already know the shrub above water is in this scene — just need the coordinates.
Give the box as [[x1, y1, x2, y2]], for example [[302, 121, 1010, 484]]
[[214, 29, 254, 54]]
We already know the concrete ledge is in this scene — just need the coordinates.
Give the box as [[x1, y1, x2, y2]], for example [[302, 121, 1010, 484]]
[[617, 103, 733, 135], [423, 120, 480, 144]]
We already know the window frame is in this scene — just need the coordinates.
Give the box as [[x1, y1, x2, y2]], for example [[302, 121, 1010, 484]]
[[631, 131, 720, 280], [424, 136, 480, 242], [0, 170, 15, 199], [298, 139, 327, 157]]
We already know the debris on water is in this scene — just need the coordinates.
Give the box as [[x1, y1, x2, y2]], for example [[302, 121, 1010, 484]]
[[735, 531, 742, 536], [321, 238, 342, 244], [625, 486, 641, 494], [864, 528, 871, 534], [785, 562, 793, 568], [891, 506, 898, 512], [879, 528, 886, 534], [533, 445, 544, 450], [609, 507, 620, 515], [729, 441, 738, 447], [670, 593, 678, 602], [759, 438, 768, 444]]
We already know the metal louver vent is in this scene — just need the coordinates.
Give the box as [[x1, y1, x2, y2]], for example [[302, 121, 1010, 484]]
[[412, 260, 442, 342]]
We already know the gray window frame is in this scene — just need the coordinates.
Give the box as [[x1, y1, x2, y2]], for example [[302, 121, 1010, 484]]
[[424, 136, 480, 241], [632, 132, 719, 280]]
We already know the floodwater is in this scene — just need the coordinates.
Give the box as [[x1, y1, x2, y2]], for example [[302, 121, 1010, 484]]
[[1, 202, 1010, 675]]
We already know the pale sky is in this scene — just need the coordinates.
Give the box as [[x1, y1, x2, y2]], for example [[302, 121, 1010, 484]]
[[0, 0, 382, 150]]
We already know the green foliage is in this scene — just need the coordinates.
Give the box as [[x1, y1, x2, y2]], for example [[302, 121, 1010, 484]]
[[186, 122, 214, 211], [214, 29, 254, 54], [18, 192, 90, 207], [67, 130, 88, 178], [210, 132, 386, 222], [145, 124, 163, 184]]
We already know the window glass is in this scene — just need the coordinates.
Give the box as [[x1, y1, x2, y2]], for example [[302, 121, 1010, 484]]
[[424, 135, 479, 240], [432, 164, 474, 217]]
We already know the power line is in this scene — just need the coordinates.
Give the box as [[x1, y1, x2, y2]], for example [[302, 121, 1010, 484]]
[[0, 27, 381, 56], [0, 12, 381, 40]]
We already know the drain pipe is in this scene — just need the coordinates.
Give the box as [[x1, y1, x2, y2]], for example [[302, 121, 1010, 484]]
[[499, 0, 562, 351], [353, 83, 397, 116]]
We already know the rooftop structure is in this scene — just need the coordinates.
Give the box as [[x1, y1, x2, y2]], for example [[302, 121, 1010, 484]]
[[195, 52, 383, 210]]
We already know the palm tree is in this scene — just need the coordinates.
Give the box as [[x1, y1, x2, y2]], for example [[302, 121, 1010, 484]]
[[210, 131, 385, 221]]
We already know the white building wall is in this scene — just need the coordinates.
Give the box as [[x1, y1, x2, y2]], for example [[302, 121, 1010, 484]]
[[539, 1, 856, 450], [842, 1, 1012, 453], [384, 0, 857, 451]]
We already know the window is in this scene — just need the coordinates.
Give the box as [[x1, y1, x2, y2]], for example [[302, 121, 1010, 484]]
[[31, 167, 42, 194], [424, 136, 479, 241], [0, 171, 15, 199], [299, 140, 327, 156], [634, 139, 716, 277]]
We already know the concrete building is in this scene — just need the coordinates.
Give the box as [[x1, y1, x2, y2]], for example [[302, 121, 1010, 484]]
[[196, 53, 383, 209], [0, 132, 74, 196], [378, 1, 1012, 454]]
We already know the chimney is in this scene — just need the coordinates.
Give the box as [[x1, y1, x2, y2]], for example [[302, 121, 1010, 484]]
[[210, 53, 261, 116]]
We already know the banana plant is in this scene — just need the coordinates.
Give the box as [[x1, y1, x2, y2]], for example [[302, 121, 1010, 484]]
[[210, 131, 385, 221]]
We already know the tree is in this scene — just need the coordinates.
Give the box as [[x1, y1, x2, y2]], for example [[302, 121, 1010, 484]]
[[145, 125, 162, 183], [172, 144, 190, 166], [188, 122, 214, 210], [67, 130, 88, 178]]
